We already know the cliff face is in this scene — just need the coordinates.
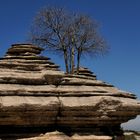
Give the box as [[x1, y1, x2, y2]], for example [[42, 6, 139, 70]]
[[0, 44, 140, 139]]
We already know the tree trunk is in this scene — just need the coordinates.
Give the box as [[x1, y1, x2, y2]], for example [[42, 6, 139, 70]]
[[71, 47, 75, 74], [77, 48, 81, 74], [63, 49, 69, 74], [69, 48, 72, 73]]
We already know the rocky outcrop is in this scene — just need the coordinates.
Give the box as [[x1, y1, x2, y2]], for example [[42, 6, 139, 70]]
[[0, 44, 140, 139]]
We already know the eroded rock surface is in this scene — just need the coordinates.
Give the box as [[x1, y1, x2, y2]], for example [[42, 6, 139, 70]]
[[18, 131, 112, 140], [0, 44, 140, 139]]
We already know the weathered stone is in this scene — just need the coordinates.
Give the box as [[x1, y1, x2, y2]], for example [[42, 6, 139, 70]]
[[18, 131, 71, 140], [124, 132, 140, 140], [18, 131, 112, 140], [0, 43, 140, 139], [72, 134, 112, 140], [74, 67, 97, 78], [6, 44, 43, 56]]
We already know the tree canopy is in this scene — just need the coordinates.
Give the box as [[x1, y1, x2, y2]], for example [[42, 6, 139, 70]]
[[30, 7, 108, 74]]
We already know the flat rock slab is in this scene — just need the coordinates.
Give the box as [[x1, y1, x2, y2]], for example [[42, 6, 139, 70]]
[[18, 131, 112, 140]]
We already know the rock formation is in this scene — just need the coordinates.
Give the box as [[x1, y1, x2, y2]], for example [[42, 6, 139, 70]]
[[0, 44, 140, 139]]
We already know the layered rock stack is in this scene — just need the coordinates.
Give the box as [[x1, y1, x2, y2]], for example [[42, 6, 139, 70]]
[[74, 67, 96, 79], [0, 44, 140, 139]]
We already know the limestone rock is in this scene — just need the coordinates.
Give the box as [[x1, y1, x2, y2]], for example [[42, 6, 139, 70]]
[[72, 134, 112, 140], [0, 44, 140, 139], [74, 67, 96, 79], [6, 44, 43, 56], [18, 131, 112, 140], [124, 132, 140, 140], [18, 131, 71, 140]]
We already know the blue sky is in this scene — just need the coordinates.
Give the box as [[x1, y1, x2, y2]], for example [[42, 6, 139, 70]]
[[0, 0, 140, 130]]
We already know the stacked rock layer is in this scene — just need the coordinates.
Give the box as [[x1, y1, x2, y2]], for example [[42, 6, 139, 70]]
[[0, 44, 140, 139]]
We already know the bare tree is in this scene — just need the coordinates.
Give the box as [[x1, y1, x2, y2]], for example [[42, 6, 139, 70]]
[[69, 15, 107, 73], [30, 7, 108, 74], [30, 7, 71, 73]]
